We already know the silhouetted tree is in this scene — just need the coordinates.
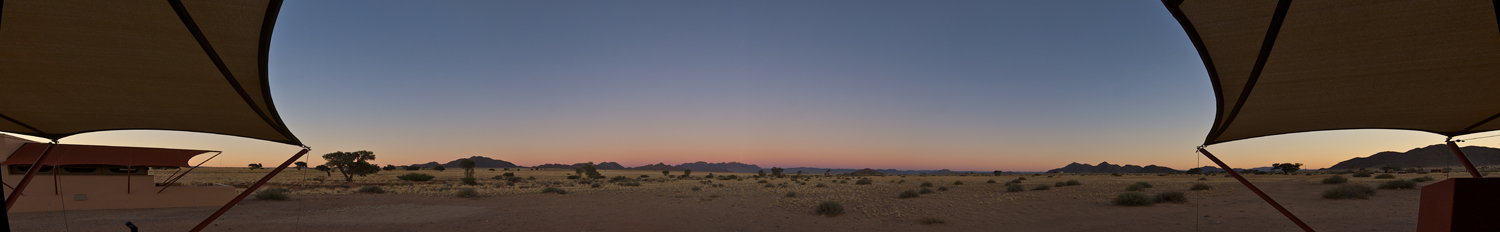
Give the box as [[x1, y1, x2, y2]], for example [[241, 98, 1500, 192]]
[[294, 161, 307, 170], [315, 165, 331, 176], [382, 164, 397, 171], [771, 167, 784, 177], [1271, 163, 1303, 174], [1186, 168, 1203, 175], [248, 163, 263, 170], [994, 170, 1002, 176], [460, 159, 477, 178], [758, 170, 766, 177], [662, 170, 670, 177], [323, 150, 380, 182], [433, 166, 446, 171], [825, 169, 831, 176], [682, 169, 692, 177]]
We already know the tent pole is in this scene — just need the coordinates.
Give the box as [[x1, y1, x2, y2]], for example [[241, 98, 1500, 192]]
[[5, 142, 58, 211], [1198, 147, 1314, 232], [189, 147, 308, 232], [1444, 140, 1483, 178]]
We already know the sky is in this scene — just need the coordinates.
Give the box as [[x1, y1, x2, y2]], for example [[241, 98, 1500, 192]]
[[8, 0, 1497, 171]]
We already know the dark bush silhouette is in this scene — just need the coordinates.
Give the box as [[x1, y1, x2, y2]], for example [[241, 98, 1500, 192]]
[[397, 173, 435, 181], [816, 201, 844, 216], [1112, 192, 1152, 206], [254, 188, 291, 200], [1323, 185, 1375, 199], [1321, 176, 1348, 184], [1154, 191, 1188, 203], [900, 190, 920, 198]]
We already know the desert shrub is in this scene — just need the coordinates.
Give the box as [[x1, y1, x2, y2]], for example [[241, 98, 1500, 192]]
[[1009, 179, 1022, 184], [502, 172, 515, 177], [952, 181, 964, 185], [920, 188, 935, 194], [397, 173, 435, 181], [619, 182, 641, 187], [856, 178, 873, 185], [541, 187, 567, 194], [461, 177, 479, 185], [1054, 182, 1065, 187], [1352, 172, 1372, 177], [815, 183, 827, 187], [507, 177, 524, 182], [920, 182, 934, 187], [1322, 176, 1348, 184], [920, 217, 946, 225], [785, 192, 797, 197], [1112, 192, 1153, 206], [1190, 183, 1212, 190], [1133, 182, 1153, 188], [357, 186, 385, 194], [1033, 184, 1050, 190], [640, 175, 651, 178], [816, 201, 844, 216], [610, 176, 630, 182], [1125, 184, 1146, 192], [900, 190, 921, 198], [454, 188, 479, 198], [1006, 184, 1025, 192], [254, 188, 291, 200], [1018, 177, 1027, 180], [1066, 180, 1081, 186], [1323, 185, 1376, 199], [1379, 179, 1417, 189], [1411, 176, 1436, 182], [758, 180, 768, 183], [1373, 174, 1396, 179], [691, 187, 701, 191], [764, 183, 775, 188], [566, 175, 580, 179], [839, 180, 848, 184], [1154, 191, 1188, 203], [986, 179, 997, 184], [590, 183, 601, 188], [937, 186, 949, 191]]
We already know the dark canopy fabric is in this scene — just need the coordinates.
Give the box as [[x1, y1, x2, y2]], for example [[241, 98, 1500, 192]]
[[2, 143, 212, 167], [0, 0, 301, 146], [1165, 0, 1500, 145]]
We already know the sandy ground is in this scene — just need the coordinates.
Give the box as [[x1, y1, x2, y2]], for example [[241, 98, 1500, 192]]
[[10, 171, 1438, 232]]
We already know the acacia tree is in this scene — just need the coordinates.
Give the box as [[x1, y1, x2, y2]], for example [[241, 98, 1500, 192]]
[[682, 169, 692, 178], [758, 170, 766, 177], [459, 159, 477, 179], [248, 163, 263, 170], [323, 150, 380, 182], [315, 165, 331, 176], [662, 170, 670, 177], [1271, 163, 1303, 174], [771, 167, 784, 177], [294, 161, 308, 170]]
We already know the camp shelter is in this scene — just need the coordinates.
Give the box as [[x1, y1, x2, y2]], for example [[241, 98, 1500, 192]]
[[0, 0, 308, 231], [1164, 0, 1500, 231], [0, 134, 234, 213]]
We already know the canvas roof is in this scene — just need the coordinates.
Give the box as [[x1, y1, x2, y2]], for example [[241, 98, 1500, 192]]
[[0, 0, 301, 146], [1165, 0, 1500, 145], [2, 143, 213, 167]]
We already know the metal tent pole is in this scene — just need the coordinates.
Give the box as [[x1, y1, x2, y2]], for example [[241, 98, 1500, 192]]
[[5, 142, 58, 211], [189, 147, 308, 232], [1198, 147, 1314, 232], [1444, 140, 1482, 178]]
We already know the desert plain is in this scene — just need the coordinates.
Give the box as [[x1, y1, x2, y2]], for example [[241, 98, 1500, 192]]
[[9, 168, 1442, 231]]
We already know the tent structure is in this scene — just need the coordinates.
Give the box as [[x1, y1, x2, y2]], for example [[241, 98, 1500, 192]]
[[0, 0, 308, 231], [0, 134, 238, 213], [1164, 0, 1500, 231]]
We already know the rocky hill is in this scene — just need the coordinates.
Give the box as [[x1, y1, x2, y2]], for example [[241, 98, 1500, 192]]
[[849, 168, 886, 176], [1046, 162, 1179, 173], [410, 156, 519, 168], [1328, 144, 1500, 170]]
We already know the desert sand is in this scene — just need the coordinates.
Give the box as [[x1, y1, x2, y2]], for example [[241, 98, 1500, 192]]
[[10, 168, 1439, 231]]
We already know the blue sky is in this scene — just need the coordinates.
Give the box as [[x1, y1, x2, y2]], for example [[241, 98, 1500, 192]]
[[18, 0, 1485, 171]]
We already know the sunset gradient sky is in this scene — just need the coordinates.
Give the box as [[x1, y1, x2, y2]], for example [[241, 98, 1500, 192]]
[[8, 0, 1496, 171]]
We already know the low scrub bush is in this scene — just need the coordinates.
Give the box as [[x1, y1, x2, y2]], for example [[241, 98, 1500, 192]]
[[461, 177, 479, 185], [785, 192, 797, 197], [1321, 176, 1348, 184], [1352, 172, 1372, 177], [1018, 177, 1027, 180], [590, 183, 601, 188], [856, 178, 873, 185], [254, 188, 291, 200], [1190, 183, 1212, 190], [920, 182, 934, 187], [610, 176, 630, 182], [541, 187, 567, 194], [357, 186, 385, 194], [1133, 182, 1153, 188], [1033, 184, 1050, 190], [937, 186, 949, 191], [1112, 192, 1153, 206], [619, 182, 641, 187], [640, 175, 651, 178], [1379, 180, 1417, 189], [1125, 184, 1146, 192], [815, 183, 827, 187], [986, 179, 997, 184], [1411, 176, 1436, 182], [1006, 184, 1025, 192], [952, 181, 964, 185], [1054, 182, 1065, 187], [1154, 191, 1188, 203], [900, 190, 921, 198], [919, 188, 935, 194], [691, 187, 701, 191], [397, 173, 435, 181], [566, 175, 580, 179], [1066, 180, 1081, 186], [1373, 174, 1396, 179], [1323, 185, 1376, 199], [816, 201, 844, 216], [764, 183, 775, 188], [454, 188, 479, 198], [920, 217, 946, 225]]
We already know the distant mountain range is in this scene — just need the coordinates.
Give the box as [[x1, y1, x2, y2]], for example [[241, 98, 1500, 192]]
[[409, 156, 519, 168], [401, 157, 993, 174], [1327, 144, 1500, 170], [1045, 162, 1179, 173]]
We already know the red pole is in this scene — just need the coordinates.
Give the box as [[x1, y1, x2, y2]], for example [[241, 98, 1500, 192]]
[[1445, 140, 1483, 178], [1199, 147, 1315, 232], [189, 147, 308, 232], [5, 142, 58, 211]]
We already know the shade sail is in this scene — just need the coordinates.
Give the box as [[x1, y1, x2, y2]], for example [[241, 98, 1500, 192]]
[[1165, 0, 1500, 145], [0, 0, 301, 146], [2, 143, 213, 167]]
